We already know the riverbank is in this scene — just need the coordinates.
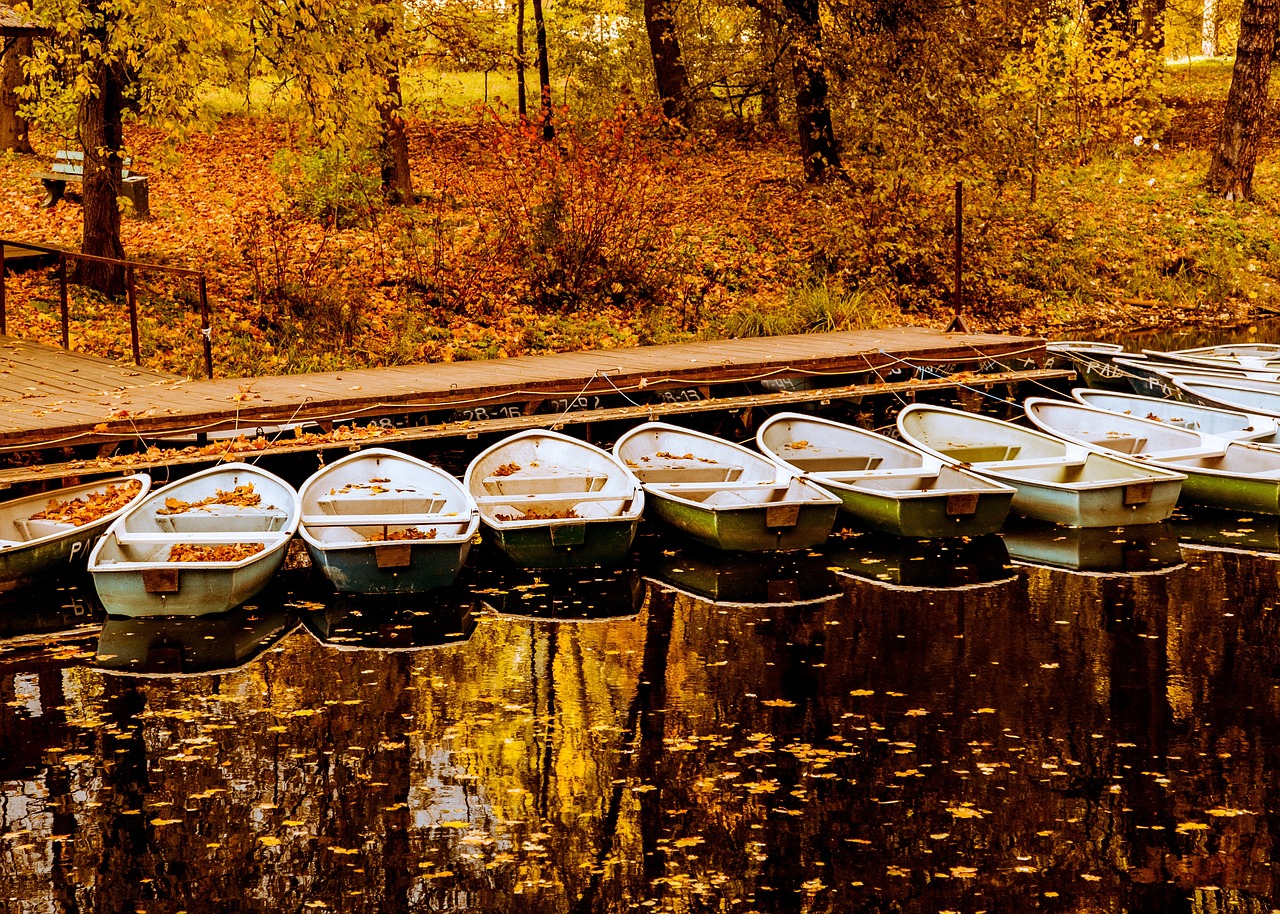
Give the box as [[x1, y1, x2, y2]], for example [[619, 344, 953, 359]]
[[0, 59, 1273, 379]]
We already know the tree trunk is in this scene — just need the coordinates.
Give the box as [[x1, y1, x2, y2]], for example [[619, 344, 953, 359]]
[[643, 0, 694, 127], [0, 37, 34, 154], [1206, 0, 1280, 200], [378, 66, 414, 204], [1202, 0, 1219, 56], [516, 0, 527, 117], [1142, 0, 1166, 50], [78, 51, 126, 295], [532, 0, 553, 139], [791, 2, 840, 182], [759, 16, 783, 126]]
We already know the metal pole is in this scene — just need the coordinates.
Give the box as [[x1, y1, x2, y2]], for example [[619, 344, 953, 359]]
[[0, 244, 6, 337], [59, 254, 69, 349], [954, 181, 963, 315], [198, 274, 213, 379], [126, 265, 140, 365]]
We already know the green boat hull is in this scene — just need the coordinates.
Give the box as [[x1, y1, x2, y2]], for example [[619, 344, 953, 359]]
[[833, 487, 1014, 538], [489, 518, 639, 569], [305, 540, 472, 594], [1179, 469, 1280, 514], [647, 494, 838, 552], [0, 520, 110, 592]]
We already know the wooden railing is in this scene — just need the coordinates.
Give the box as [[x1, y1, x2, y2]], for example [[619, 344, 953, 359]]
[[0, 239, 214, 378]]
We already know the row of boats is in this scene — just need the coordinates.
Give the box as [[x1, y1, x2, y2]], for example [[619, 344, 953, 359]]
[[7, 337, 1280, 617]]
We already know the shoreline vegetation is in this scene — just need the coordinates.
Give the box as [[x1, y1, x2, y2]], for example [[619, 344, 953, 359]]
[[0, 58, 1274, 380]]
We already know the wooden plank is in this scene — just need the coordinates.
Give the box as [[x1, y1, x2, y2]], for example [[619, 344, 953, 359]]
[[0, 368, 1071, 488], [0, 327, 1047, 447]]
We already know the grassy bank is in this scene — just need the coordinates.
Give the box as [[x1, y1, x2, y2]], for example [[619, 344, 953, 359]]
[[0, 59, 1273, 380]]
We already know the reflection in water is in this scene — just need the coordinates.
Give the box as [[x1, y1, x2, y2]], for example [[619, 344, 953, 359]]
[[301, 588, 479, 650], [642, 544, 841, 606], [95, 603, 297, 675], [1002, 520, 1187, 574], [474, 566, 646, 620], [0, 573, 103, 641], [1172, 508, 1280, 556], [828, 532, 1018, 590], [6, 544, 1280, 910]]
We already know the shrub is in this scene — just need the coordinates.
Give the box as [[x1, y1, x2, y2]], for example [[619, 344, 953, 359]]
[[477, 105, 702, 313]]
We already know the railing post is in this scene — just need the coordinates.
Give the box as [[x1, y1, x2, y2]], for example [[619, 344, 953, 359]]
[[0, 243, 6, 337], [198, 274, 213, 379], [59, 253, 69, 349], [126, 265, 140, 365]]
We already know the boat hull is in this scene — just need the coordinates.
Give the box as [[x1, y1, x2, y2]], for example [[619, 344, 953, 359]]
[[830, 482, 1013, 538], [0, 515, 114, 591], [1178, 467, 1280, 514], [93, 546, 289, 618], [304, 539, 473, 593], [488, 516, 640, 569], [645, 492, 838, 552], [980, 468, 1183, 527]]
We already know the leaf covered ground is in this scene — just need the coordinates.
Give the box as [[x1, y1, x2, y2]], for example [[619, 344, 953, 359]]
[[0, 61, 1276, 379]]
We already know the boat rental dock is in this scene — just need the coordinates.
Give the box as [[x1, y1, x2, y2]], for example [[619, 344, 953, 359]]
[[0, 326, 1067, 487]]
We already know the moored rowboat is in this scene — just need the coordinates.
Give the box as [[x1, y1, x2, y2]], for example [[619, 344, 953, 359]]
[[613, 422, 840, 552], [756, 412, 1014, 537], [0, 474, 150, 592], [299, 447, 479, 593], [1025, 396, 1280, 514], [1071, 388, 1280, 445], [465, 430, 643, 569], [88, 462, 301, 617], [896, 404, 1184, 527]]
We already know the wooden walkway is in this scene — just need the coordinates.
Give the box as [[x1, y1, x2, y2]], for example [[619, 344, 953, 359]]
[[1, 244, 57, 274], [0, 336, 181, 401], [0, 327, 1067, 485]]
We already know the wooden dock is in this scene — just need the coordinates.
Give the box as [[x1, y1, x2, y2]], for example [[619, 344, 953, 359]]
[[1, 244, 57, 274], [0, 326, 1069, 486]]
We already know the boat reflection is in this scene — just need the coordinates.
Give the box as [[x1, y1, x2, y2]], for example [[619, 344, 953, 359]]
[[300, 587, 479, 649], [96, 603, 297, 676], [643, 545, 841, 606], [1171, 509, 1280, 557], [0, 573, 103, 642], [475, 566, 646, 621], [827, 533, 1018, 591], [1001, 520, 1185, 574]]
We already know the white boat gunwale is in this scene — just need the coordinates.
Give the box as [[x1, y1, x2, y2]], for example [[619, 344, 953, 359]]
[[897, 403, 1186, 492]]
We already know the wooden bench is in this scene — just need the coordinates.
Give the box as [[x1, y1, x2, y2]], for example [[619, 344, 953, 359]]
[[34, 150, 149, 217]]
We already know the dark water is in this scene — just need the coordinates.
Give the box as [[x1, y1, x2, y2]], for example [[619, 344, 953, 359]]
[[3, 518, 1280, 913]]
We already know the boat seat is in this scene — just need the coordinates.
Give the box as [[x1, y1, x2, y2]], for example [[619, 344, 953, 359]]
[[1080, 434, 1147, 455], [810, 466, 929, 481], [783, 454, 884, 473], [984, 456, 1084, 470], [628, 465, 744, 484], [156, 507, 289, 534], [113, 531, 292, 546], [481, 473, 606, 496], [650, 479, 781, 491], [945, 445, 1020, 463], [316, 492, 447, 515], [474, 491, 632, 505], [1149, 445, 1228, 460], [301, 511, 468, 527], [13, 518, 78, 539]]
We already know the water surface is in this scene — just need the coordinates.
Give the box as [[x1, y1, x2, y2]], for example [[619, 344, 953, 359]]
[[2, 522, 1279, 912]]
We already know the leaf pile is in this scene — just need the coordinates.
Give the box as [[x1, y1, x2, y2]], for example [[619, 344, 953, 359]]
[[168, 542, 265, 562], [30, 480, 143, 526], [157, 484, 261, 515], [493, 507, 579, 521], [491, 463, 521, 477]]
